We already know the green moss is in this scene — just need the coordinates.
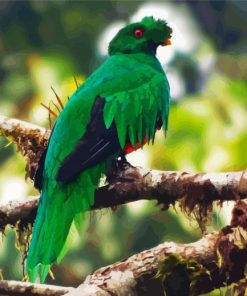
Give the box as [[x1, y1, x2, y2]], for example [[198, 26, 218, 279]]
[[155, 254, 211, 296]]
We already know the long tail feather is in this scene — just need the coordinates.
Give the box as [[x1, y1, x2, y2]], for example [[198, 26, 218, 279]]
[[26, 162, 107, 282]]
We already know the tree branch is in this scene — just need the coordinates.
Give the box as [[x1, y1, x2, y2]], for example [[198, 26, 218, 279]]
[[0, 115, 48, 140], [65, 200, 247, 295], [0, 167, 246, 230], [0, 196, 38, 230], [0, 280, 74, 296], [0, 115, 50, 180], [0, 233, 228, 296], [1, 200, 247, 296], [0, 115, 246, 230]]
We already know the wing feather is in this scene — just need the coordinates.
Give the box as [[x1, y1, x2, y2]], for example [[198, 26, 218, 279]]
[[102, 71, 170, 149], [56, 98, 120, 183]]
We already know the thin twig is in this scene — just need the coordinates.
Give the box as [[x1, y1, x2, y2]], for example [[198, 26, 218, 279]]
[[51, 87, 64, 110], [40, 103, 58, 118]]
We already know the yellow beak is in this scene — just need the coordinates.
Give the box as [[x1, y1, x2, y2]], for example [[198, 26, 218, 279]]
[[163, 38, 172, 46]]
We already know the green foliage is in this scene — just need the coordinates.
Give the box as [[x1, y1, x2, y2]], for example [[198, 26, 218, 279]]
[[148, 76, 247, 173], [200, 280, 246, 296]]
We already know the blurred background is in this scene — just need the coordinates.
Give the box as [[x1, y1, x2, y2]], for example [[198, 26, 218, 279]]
[[0, 0, 246, 287]]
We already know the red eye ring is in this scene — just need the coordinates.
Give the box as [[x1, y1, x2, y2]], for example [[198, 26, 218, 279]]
[[134, 28, 143, 38]]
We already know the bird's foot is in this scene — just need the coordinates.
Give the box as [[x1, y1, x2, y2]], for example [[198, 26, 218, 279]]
[[107, 153, 134, 182], [116, 154, 133, 170]]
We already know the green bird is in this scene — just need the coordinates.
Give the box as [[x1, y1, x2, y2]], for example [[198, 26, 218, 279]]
[[27, 16, 172, 282]]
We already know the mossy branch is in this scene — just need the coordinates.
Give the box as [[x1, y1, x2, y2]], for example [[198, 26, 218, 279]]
[[1, 201, 247, 295], [1, 114, 247, 295], [0, 114, 246, 231]]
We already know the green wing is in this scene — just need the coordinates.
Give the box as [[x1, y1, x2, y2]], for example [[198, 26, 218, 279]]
[[101, 58, 170, 148]]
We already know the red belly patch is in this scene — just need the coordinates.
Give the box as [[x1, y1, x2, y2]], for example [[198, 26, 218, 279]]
[[124, 138, 147, 154]]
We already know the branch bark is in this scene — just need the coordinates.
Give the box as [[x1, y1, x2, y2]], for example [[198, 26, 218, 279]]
[[72, 232, 219, 296], [0, 233, 229, 296], [0, 115, 50, 180], [0, 280, 74, 296], [66, 200, 247, 295], [1, 200, 247, 296], [0, 196, 38, 230], [0, 168, 246, 230]]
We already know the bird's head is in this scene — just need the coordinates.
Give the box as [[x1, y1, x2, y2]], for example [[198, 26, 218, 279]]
[[108, 16, 172, 56]]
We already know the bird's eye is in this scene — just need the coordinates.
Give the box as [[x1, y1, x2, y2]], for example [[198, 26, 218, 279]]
[[134, 28, 143, 38]]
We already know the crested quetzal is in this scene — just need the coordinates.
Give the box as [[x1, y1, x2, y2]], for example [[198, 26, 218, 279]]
[[27, 16, 172, 282]]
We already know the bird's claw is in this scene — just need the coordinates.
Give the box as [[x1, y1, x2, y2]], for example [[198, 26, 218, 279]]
[[107, 153, 133, 182]]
